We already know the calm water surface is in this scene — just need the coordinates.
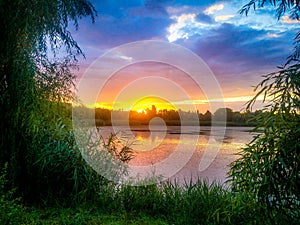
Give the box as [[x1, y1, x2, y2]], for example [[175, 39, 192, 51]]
[[99, 126, 256, 184]]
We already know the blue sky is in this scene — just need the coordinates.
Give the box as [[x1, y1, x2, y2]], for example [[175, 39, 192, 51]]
[[72, 0, 299, 112]]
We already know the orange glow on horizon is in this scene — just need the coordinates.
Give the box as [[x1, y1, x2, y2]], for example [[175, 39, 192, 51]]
[[91, 94, 266, 113], [77, 56, 268, 113], [131, 96, 176, 112]]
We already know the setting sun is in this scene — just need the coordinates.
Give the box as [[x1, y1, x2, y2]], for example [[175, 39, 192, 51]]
[[131, 96, 176, 113], [136, 109, 145, 114]]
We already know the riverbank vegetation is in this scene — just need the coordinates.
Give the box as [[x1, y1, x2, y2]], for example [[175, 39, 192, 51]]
[[93, 106, 262, 126], [1, 168, 295, 224], [0, 0, 299, 224]]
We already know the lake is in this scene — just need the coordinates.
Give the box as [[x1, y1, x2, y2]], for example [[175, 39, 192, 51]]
[[98, 125, 257, 185]]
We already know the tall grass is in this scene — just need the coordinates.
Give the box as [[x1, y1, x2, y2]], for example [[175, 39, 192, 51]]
[[31, 121, 101, 204], [94, 179, 280, 225], [2, 159, 298, 224], [27, 116, 136, 205]]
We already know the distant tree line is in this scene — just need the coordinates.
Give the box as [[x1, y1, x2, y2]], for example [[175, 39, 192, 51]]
[[94, 105, 263, 126]]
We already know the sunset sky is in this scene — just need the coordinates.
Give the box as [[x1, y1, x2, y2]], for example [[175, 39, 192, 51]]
[[72, 0, 299, 113]]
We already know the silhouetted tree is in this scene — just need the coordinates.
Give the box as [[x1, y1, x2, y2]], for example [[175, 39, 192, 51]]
[[213, 108, 234, 121], [95, 108, 111, 125], [202, 110, 212, 121]]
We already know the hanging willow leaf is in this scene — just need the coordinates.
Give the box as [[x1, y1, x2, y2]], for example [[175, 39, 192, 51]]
[[229, 0, 300, 221], [0, 0, 97, 201]]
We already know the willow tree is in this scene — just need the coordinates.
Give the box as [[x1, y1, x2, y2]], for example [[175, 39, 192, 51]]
[[229, 0, 300, 221], [0, 0, 96, 200]]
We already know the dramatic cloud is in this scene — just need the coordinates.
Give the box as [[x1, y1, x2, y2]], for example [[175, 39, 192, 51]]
[[204, 4, 224, 15], [191, 23, 292, 75], [166, 10, 217, 42], [72, 0, 298, 111], [167, 13, 206, 42]]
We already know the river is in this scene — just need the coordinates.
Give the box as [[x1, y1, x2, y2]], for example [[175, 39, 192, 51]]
[[98, 126, 257, 185]]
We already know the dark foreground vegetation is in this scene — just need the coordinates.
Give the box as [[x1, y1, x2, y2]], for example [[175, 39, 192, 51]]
[[0, 0, 299, 224]]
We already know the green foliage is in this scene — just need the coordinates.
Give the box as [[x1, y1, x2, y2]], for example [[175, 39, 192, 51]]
[[0, 0, 96, 203], [2, 177, 296, 224], [230, 2, 300, 220], [23, 112, 133, 204], [0, 163, 24, 224], [29, 117, 102, 204], [20, 206, 169, 225], [229, 66, 300, 221]]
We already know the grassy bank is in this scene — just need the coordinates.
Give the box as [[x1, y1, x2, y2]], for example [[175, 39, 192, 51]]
[[2, 171, 297, 225]]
